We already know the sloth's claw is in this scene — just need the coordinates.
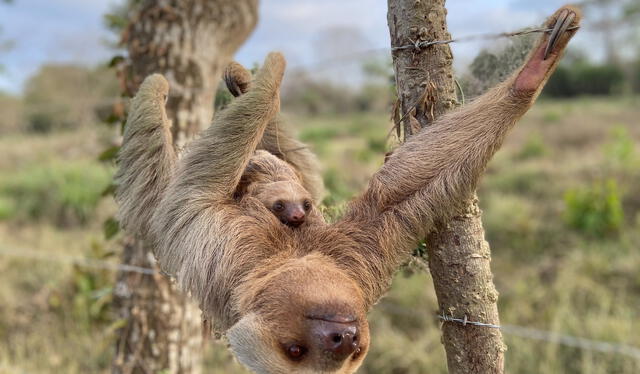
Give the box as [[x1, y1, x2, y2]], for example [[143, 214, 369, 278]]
[[544, 9, 576, 60]]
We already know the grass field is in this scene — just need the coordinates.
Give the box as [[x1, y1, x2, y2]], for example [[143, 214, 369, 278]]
[[0, 96, 639, 373]]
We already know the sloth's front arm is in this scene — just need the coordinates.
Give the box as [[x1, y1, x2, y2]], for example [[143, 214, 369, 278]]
[[148, 52, 286, 278], [337, 6, 581, 302], [115, 74, 176, 239]]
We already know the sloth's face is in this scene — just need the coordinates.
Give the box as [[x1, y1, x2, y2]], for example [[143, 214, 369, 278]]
[[251, 180, 314, 228], [229, 255, 370, 374]]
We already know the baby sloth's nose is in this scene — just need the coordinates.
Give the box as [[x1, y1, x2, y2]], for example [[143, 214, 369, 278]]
[[290, 209, 305, 221], [311, 320, 359, 360]]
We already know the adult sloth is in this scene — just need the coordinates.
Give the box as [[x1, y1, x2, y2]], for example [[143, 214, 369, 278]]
[[115, 6, 580, 374]]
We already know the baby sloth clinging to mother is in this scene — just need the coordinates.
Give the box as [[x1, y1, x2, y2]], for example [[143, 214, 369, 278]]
[[225, 60, 324, 228], [235, 150, 321, 228]]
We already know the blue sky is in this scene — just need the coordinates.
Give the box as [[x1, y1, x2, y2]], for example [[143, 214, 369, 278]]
[[0, 0, 595, 94]]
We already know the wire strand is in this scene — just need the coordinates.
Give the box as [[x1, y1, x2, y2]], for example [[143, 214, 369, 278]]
[[288, 24, 581, 73], [391, 26, 580, 52]]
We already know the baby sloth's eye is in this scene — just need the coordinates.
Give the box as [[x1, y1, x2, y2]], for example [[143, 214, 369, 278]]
[[303, 200, 312, 211], [272, 201, 285, 212], [285, 344, 307, 361]]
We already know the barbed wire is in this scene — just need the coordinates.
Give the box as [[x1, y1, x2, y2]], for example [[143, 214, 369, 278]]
[[437, 313, 640, 360], [2, 246, 639, 361], [391, 25, 580, 52], [438, 313, 501, 328], [289, 23, 583, 73]]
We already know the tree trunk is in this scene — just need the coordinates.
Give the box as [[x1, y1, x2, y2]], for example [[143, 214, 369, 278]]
[[112, 1, 258, 373], [387, 1, 505, 373]]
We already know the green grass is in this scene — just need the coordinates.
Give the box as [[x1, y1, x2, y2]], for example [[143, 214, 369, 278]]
[[564, 179, 624, 237], [1, 97, 639, 373], [0, 160, 113, 226]]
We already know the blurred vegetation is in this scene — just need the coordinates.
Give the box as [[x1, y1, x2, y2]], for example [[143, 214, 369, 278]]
[[23, 65, 119, 133], [564, 179, 624, 237], [0, 160, 113, 226], [545, 60, 625, 97], [4, 90, 639, 373], [0, 64, 118, 134], [1, 3, 640, 372]]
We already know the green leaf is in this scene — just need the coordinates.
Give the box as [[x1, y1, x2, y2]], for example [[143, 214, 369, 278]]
[[98, 146, 120, 162], [108, 55, 125, 68], [103, 217, 120, 240], [101, 182, 116, 197]]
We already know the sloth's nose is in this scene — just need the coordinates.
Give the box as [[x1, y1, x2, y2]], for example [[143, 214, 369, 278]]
[[311, 320, 359, 360]]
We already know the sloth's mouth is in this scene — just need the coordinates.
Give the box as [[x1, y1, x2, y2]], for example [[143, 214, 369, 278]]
[[305, 314, 357, 324]]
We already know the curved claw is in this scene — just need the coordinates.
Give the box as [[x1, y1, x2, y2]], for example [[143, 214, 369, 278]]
[[224, 61, 253, 97], [544, 9, 576, 60]]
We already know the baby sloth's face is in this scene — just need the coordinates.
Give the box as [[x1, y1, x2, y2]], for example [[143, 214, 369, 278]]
[[252, 180, 314, 227]]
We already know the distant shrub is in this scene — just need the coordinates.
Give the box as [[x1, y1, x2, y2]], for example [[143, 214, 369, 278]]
[[282, 72, 359, 115], [542, 110, 561, 123], [0, 161, 112, 226], [214, 83, 234, 111], [23, 64, 118, 133], [544, 63, 624, 97], [517, 133, 547, 160], [564, 179, 624, 237], [0, 93, 24, 134], [367, 136, 387, 153], [604, 126, 635, 168], [487, 167, 548, 196], [483, 194, 540, 254], [0, 196, 15, 220], [299, 126, 342, 143], [543, 65, 575, 97], [322, 167, 353, 206], [632, 59, 640, 94]]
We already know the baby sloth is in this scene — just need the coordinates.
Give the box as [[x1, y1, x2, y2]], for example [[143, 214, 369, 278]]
[[237, 150, 320, 228]]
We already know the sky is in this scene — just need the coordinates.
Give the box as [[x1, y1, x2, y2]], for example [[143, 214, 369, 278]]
[[0, 0, 599, 94]]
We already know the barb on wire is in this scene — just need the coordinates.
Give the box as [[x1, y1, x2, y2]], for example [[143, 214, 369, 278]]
[[438, 313, 501, 329], [376, 304, 640, 361], [392, 25, 580, 52], [0, 247, 156, 275], [290, 23, 581, 74]]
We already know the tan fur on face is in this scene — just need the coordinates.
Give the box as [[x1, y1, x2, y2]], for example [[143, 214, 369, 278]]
[[230, 254, 369, 374], [237, 150, 323, 227], [116, 11, 581, 373]]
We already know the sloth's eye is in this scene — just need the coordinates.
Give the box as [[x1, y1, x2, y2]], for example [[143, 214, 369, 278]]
[[285, 344, 307, 361], [303, 200, 312, 211], [273, 201, 285, 212]]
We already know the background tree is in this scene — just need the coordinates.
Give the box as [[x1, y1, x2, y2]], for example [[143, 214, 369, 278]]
[[111, 1, 258, 373], [387, 0, 504, 373]]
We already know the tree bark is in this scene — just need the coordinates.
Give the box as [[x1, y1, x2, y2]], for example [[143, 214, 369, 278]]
[[112, 1, 258, 373], [387, 1, 505, 373]]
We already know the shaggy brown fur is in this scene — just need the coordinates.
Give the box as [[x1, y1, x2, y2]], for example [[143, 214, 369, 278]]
[[115, 7, 580, 374], [227, 62, 324, 227], [225, 61, 325, 202], [237, 150, 323, 227]]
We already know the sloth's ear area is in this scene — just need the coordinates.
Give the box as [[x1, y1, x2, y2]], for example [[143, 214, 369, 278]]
[[227, 313, 291, 374]]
